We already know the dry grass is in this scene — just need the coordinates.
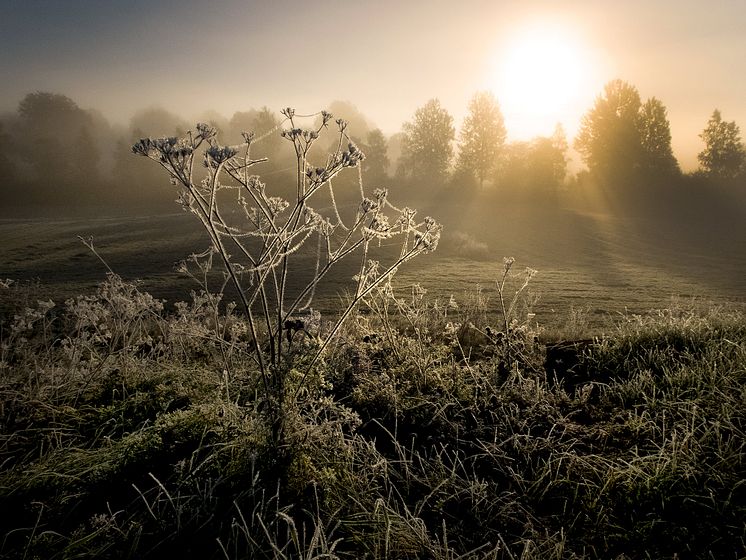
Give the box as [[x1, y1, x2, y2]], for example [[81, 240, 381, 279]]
[[1, 275, 745, 559]]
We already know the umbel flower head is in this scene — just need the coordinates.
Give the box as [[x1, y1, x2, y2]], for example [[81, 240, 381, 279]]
[[503, 256, 516, 273], [131, 137, 156, 156], [414, 217, 442, 252], [132, 136, 193, 160], [205, 145, 238, 166], [359, 197, 379, 214], [195, 123, 217, 141], [281, 128, 303, 141], [267, 197, 289, 216], [363, 215, 392, 239], [340, 142, 365, 167]]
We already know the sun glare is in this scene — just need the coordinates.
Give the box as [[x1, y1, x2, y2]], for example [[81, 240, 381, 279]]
[[489, 23, 599, 140]]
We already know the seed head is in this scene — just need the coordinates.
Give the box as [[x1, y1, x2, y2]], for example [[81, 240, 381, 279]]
[[132, 138, 155, 156], [360, 197, 378, 213], [267, 197, 289, 215], [196, 123, 217, 140], [503, 256, 515, 273], [206, 145, 238, 165]]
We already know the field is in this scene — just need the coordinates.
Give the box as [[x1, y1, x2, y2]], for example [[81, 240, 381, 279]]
[[3, 193, 745, 333], [2, 190, 746, 558], [5, 1, 746, 556], [1, 251, 745, 558]]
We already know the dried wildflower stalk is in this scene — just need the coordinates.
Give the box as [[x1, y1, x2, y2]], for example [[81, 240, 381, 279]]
[[132, 109, 441, 394]]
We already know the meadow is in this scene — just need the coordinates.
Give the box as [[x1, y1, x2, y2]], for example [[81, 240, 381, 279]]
[[3, 190, 745, 334], [2, 127, 746, 558], [1, 255, 745, 559], [4, 1, 746, 555]]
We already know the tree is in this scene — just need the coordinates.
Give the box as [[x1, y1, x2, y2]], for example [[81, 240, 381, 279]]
[[313, 100, 373, 155], [0, 122, 16, 183], [574, 80, 643, 181], [457, 91, 506, 187], [698, 110, 745, 180], [196, 110, 229, 140], [16, 92, 94, 183], [251, 106, 283, 161], [129, 107, 188, 137], [227, 109, 259, 143], [495, 125, 567, 192], [324, 101, 371, 138], [72, 125, 100, 188], [115, 107, 187, 206], [495, 141, 530, 190], [638, 97, 679, 177], [399, 99, 455, 184], [359, 128, 389, 186], [18, 92, 91, 135], [530, 123, 568, 188]]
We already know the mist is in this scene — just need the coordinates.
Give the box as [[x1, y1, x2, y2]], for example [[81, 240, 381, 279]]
[[4, 3, 746, 558], [0, 1, 746, 328], [1, 81, 745, 326]]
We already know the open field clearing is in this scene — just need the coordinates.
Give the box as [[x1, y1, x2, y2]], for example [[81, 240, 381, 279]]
[[2, 198, 744, 333]]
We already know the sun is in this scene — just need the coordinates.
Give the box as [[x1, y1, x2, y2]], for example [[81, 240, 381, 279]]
[[489, 22, 599, 140]]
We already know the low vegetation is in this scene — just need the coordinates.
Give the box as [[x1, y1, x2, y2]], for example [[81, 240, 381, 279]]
[[1, 272, 744, 559], [2, 115, 744, 560]]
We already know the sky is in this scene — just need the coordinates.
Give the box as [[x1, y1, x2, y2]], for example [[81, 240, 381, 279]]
[[1, 0, 745, 170]]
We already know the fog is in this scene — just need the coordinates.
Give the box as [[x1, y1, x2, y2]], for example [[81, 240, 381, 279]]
[[1, 85, 745, 323]]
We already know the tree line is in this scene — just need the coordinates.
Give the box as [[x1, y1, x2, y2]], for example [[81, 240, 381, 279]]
[[397, 81, 745, 195], [395, 93, 568, 194], [0, 82, 744, 213], [575, 79, 745, 187]]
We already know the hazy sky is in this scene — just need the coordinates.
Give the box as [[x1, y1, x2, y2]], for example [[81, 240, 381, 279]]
[[2, 0, 745, 169]]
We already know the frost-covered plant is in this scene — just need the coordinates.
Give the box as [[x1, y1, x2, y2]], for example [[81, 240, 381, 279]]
[[132, 110, 441, 418], [63, 273, 165, 360], [496, 257, 537, 335], [1, 296, 56, 373], [358, 282, 461, 381], [483, 257, 541, 368]]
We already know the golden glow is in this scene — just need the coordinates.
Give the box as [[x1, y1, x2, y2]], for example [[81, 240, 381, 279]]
[[489, 22, 599, 140]]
